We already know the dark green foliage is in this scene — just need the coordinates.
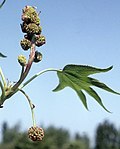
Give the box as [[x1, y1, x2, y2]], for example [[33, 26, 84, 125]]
[[2, 120, 120, 149], [2, 122, 8, 143], [0, 122, 90, 149], [94, 120, 120, 149], [2, 122, 20, 144], [75, 133, 90, 149], [65, 141, 87, 149], [65, 134, 90, 149], [44, 126, 70, 148]]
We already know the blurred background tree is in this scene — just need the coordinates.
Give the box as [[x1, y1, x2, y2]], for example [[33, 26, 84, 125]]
[[0, 122, 91, 149], [94, 120, 120, 149], [1, 120, 120, 149]]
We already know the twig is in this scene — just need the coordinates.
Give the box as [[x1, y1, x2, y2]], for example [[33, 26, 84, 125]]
[[19, 89, 36, 126], [0, 67, 7, 88]]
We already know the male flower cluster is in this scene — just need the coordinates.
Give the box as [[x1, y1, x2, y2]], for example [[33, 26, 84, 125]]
[[19, 6, 45, 63]]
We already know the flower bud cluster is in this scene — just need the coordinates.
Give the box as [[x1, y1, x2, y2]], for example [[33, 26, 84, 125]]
[[20, 6, 46, 51], [34, 51, 42, 63], [18, 55, 27, 66], [20, 38, 31, 50], [28, 126, 44, 141], [22, 6, 40, 25], [35, 35, 46, 47]]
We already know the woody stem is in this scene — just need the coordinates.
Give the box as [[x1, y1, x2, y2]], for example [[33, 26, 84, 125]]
[[6, 44, 35, 99], [12, 44, 35, 90]]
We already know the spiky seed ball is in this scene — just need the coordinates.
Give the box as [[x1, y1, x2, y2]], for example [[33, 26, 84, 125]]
[[28, 126, 44, 141], [18, 55, 27, 66], [20, 38, 31, 50], [34, 51, 42, 63], [35, 35, 46, 47]]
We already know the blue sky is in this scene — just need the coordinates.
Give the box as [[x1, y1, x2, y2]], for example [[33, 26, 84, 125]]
[[1, 0, 120, 142]]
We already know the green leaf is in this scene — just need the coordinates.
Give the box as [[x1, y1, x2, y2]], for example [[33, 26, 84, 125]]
[[53, 65, 120, 112], [0, 0, 6, 9], [0, 52, 7, 58]]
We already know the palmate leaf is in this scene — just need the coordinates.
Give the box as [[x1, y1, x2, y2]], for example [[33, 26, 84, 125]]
[[53, 65, 120, 112], [0, 52, 7, 58]]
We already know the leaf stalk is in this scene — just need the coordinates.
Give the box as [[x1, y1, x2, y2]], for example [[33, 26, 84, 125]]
[[19, 89, 36, 127], [20, 68, 61, 89]]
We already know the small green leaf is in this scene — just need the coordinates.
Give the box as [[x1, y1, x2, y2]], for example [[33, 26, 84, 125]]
[[53, 64, 120, 112], [0, 0, 6, 9], [0, 52, 7, 58]]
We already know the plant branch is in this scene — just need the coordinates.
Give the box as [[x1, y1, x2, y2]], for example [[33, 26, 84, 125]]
[[19, 65, 25, 80], [19, 89, 36, 126], [5, 68, 60, 100], [5, 44, 36, 100], [20, 68, 61, 89], [0, 80, 5, 101], [12, 44, 35, 91], [0, 67, 7, 88]]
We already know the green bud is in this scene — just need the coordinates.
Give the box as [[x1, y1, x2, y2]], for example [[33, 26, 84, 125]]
[[36, 26, 42, 35], [26, 23, 41, 35], [34, 51, 42, 63], [20, 38, 31, 50], [22, 6, 40, 25], [18, 55, 27, 66], [22, 6, 36, 14], [32, 16, 40, 25], [35, 35, 46, 47]]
